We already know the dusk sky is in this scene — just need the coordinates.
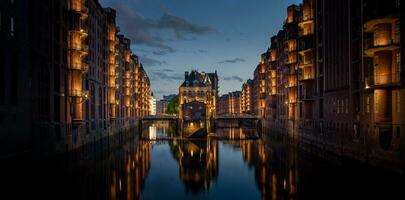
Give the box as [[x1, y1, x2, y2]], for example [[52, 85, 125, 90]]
[[100, 0, 301, 99]]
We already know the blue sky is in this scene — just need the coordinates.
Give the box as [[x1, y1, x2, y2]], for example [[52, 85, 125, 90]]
[[100, 0, 301, 99]]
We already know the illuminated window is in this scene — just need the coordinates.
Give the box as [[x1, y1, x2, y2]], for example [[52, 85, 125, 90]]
[[374, 93, 381, 114], [10, 17, 14, 36]]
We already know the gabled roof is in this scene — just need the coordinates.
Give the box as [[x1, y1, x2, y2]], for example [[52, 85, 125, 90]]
[[181, 70, 213, 87]]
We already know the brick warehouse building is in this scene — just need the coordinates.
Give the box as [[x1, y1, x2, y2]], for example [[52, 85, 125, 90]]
[[0, 0, 151, 158], [245, 0, 404, 172]]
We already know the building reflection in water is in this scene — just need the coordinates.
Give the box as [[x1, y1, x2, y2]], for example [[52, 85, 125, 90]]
[[141, 121, 178, 140], [225, 137, 298, 200], [96, 139, 151, 200], [66, 126, 300, 200], [214, 127, 259, 139], [182, 120, 208, 138], [169, 138, 218, 195]]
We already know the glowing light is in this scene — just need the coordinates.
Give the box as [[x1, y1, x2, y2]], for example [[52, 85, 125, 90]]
[[284, 179, 287, 190]]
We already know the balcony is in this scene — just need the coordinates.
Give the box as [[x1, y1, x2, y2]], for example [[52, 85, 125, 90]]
[[364, 38, 400, 57], [285, 40, 297, 52], [364, 73, 401, 89], [287, 75, 297, 88], [69, 43, 88, 55], [298, 67, 314, 81], [107, 82, 116, 88], [288, 97, 297, 104], [108, 59, 119, 67], [270, 86, 277, 95], [108, 43, 116, 52], [285, 53, 297, 65], [70, 89, 89, 99], [298, 59, 313, 69], [298, 36, 314, 53], [364, 15, 399, 32], [108, 71, 119, 78], [68, 0, 88, 19], [70, 26, 88, 38], [298, 20, 314, 37], [298, 17, 313, 27], [69, 62, 88, 73]]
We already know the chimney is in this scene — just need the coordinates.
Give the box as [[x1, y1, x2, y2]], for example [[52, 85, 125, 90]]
[[185, 71, 189, 79]]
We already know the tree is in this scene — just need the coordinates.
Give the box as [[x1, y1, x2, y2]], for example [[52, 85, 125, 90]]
[[166, 95, 179, 115]]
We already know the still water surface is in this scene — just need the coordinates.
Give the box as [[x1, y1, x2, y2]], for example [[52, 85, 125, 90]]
[[4, 123, 404, 199]]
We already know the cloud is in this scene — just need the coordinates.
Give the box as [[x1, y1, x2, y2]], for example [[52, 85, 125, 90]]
[[223, 76, 244, 82], [219, 58, 246, 64], [152, 49, 176, 56], [150, 68, 174, 73], [140, 56, 168, 67], [158, 13, 215, 39], [150, 71, 184, 81], [106, 2, 215, 53]]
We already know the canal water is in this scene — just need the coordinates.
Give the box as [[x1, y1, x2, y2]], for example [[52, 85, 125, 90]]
[[3, 122, 405, 199]]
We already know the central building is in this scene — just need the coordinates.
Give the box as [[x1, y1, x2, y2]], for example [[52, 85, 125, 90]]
[[179, 70, 218, 121]]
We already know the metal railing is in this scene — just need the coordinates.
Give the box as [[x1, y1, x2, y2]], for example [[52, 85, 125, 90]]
[[365, 73, 401, 87]]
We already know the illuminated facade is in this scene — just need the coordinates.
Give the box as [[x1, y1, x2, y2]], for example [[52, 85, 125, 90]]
[[264, 5, 300, 139], [179, 70, 218, 120], [139, 65, 151, 117], [253, 54, 268, 117], [0, 0, 152, 157], [105, 8, 119, 123], [284, 5, 300, 139], [249, 0, 403, 171], [241, 79, 254, 114], [297, 0, 316, 141], [116, 35, 137, 129], [361, 0, 403, 169], [217, 91, 242, 115], [265, 36, 280, 128], [67, 0, 90, 146], [150, 94, 156, 115]]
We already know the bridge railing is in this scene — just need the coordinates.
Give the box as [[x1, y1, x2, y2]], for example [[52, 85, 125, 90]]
[[140, 114, 179, 120], [214, 114, 260, 119]]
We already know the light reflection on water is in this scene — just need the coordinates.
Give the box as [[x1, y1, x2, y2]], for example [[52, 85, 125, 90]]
[[6, 123, 404, 199]]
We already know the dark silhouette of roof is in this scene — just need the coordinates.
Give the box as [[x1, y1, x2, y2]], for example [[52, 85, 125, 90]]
[[181, 70, 217, 88]]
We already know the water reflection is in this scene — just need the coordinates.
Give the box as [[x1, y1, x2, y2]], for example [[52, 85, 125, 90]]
[[214, 127, 259, 139], [102, 140, 151, 200], [12, 123, 403, 199], [169, 138, 218, 194], [225, 140, 298, 199], [141, 122, 178, 140], [98, 125, 297, 199]]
